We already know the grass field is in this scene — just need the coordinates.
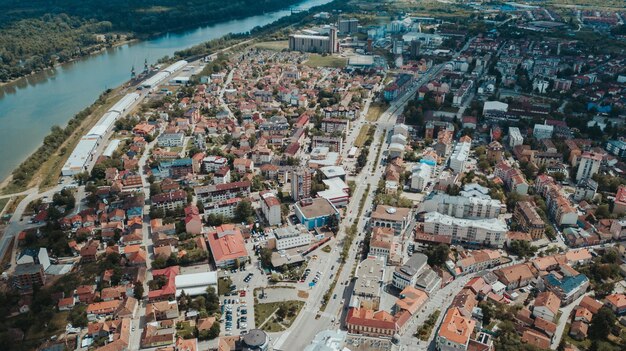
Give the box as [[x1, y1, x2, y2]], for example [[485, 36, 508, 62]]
[[366, 102, 387, 122], [254, 40, 289, 51], [304, 54, 347, 68], [254, 300, 304, 332], [0, 198, 9, 214], [354, 125, 371, 147]]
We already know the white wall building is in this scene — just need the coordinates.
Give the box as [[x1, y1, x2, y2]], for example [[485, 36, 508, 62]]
[[419, 194, 502, 219], [423, 212, 508, 247], [449, 141, 471, 174], [508, 127, 523, 148], [260, 192, 282, 226], [270, 226, 312, 250], [533, 124, 554, 140], [575, 152, 602, 181], [410, 163, 433, 192]]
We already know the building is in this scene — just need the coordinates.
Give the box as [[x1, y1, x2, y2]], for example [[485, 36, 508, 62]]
[[339, 18, 359, 34], [487, 141, 503, 163], [291, 168, 312, 201], [369, 227, 400, 264], [267, 226, 311, 251], [346, 308, 395, 337], [573, 178, 598, 202], [294, 197, 340, 230], [532, 291, 561, 322], [410, 163, 433, 192], [513, 201, 545, 240], [533, 124, 554, 140], [175, 271, 218, 297], [508, 127, 524, 148], [195, 181, 251, 205], [576, 152, 602, 181], [157, 133, 185, 147], [436, 307, 476, 351], [423, 212, 508, 248], [392, 253, 428, 290], [494, 263, 537, 290], [614, 186, 626, 215], [352, 256, 386, 310], [606, 140, 626, 158], [370, 205, 411, 235], [13, 263, 45, 290], [260, 192, 282, 226], [321, 118, 349, 134], [203, 197, 241, 219], [206, 224, 248, 268], [450, 250, 503, 276], [151, 190, 187, 211], [289, 28, 338, 54], [449, 141, 471, 174], [543, 273, 589, 305], [605, 294, 626, 315], [419, 193, 502, 219], [304, 330, 349, 351], [241, 329, 270, 351]]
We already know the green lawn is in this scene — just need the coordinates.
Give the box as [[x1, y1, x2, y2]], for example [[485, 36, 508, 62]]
[[0, 198, 9, 214], [254, 300, 304, 332], [254, 40, 289, 51], [176, 321, 196, 339], [218, 277, 233, 296], [365, 102, 387, 122], [354, 125, 370, 147], [304, 54, 347, 68]]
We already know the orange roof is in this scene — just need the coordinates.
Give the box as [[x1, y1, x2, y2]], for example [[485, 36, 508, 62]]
[[606, 294, 626, 309], [346, 307, 397, 331], [86, 300, 121, 314], [574, 306, 593, 322], [534, 291, 561, 315], [395, 286, 428, 315], [438, 307, 476, 345], [521, 329, 550, 349], [206, 224, 248, 264], [579, 296, 603, 314]]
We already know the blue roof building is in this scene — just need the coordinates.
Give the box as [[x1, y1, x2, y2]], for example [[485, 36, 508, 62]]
[[294, 198, 340, 230], [543, 273, 589, 305]]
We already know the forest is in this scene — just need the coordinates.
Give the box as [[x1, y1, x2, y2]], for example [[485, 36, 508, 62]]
[[0, 0, 302, 82]]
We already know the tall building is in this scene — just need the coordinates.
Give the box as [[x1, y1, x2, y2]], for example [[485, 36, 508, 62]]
[[338, 18, 359, 34], [508, 127, 523, 148], [423, 212, 508, 248], [575, 152, 602, 181], [410, 40, 421, 58], [289, 28, 337, 54], [291, 168, 312, 201], [513, 201, 545, 240]]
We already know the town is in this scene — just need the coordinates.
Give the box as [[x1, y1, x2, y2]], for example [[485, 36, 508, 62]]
[[0, 1, 625, 351]]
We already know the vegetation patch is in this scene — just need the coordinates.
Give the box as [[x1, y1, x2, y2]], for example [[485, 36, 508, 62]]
[[415, 310, 440, 341], [254, 300, 304, 332], [253, 40, 289, 51], [354, 125, 371, 147], [304, 54, 347, 68], [321, 245, 332, 253], [365, 101, 387, 122]]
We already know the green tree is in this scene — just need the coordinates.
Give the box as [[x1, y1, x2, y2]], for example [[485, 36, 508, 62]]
[[234, 200, 254, 223], [133, 283, 144, 299], [424, 244, 450, 267], [589, 307, 616, 340]]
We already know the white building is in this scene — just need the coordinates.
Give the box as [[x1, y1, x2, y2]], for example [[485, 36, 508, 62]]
[[392, 253, 428, 290], [269, 225, 311, 250], [260, 192, 282, 226], [423, 212, 508, 248], [575, 152, 602, 182], [175, 271, 218, 296], [533, 124, 554, 140], [158, 133, 185, 147], [410, 163, 433, 192], [419, 194, 502, 219], [508, 127, 523, 148], [449, 141, 471, 174]]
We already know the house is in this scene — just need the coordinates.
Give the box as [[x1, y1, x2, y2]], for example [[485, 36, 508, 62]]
[[543, 272, 589, 305], [522, 329, 551, 349], [86, 300, 122, 317], [148, 266, 179, 301], [345, 308, 398, 337], [184, 205, 203, 235], [494, 263, 536, 290], [233, 158, 254, 173], [580, 296, 603, 314], [436, 307, 476, 351], [569, 320, 588, 341], [57, 297, 76, 311], [80, 240, 100, 263], [605, 294, 626, 315], [532, 291, 561, 322]]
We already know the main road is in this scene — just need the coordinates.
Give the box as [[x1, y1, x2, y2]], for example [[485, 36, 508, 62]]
[[273, 62, 446, 350]]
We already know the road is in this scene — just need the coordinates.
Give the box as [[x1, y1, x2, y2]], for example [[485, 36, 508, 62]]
[[273, 61, 446, 350]]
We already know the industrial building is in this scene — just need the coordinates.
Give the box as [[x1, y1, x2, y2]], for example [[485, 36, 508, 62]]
[[141, 60, 188, 90], [289, 28, 338, 54]]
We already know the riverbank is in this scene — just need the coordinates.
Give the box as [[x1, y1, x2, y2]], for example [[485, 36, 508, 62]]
[[0, 0, 349, 194]]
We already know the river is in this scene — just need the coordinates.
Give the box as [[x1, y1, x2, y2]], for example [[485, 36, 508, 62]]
[[0, 0, 332, 182]]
